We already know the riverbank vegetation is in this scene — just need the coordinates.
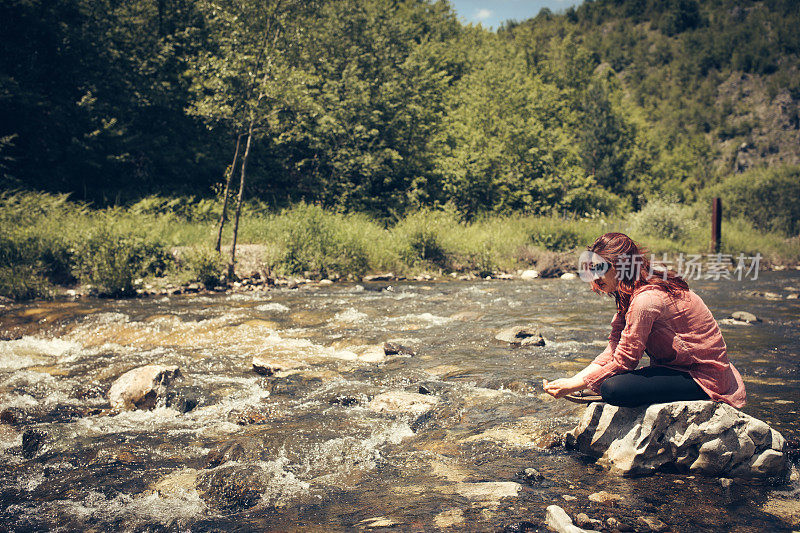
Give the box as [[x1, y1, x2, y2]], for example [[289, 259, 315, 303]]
[[2, 191, 798, 300], [2, 0, 799, 300]]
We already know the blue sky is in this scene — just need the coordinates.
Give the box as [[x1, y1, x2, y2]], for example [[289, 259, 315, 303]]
[[448, 0, 585, 29]]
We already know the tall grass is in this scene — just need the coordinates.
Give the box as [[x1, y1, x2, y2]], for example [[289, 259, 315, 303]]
[[1, 191, 797, 300]]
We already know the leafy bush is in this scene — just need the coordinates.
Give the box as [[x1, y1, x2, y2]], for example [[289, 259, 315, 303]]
[[269, 203, 371, 278], [180, 247, 226, 288], [528, 227, 581, 251], [711, 166, 800, 236], [627, 196, 701, 243], [73, 227, 171, 296], [390, 208, 461, 269], [0, 266, 53, 300]]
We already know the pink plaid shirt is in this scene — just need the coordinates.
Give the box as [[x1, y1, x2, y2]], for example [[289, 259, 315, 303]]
[[582, 285, 746, 408]]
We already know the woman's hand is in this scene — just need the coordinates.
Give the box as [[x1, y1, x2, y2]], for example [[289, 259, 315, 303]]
[[542, 376, 586, 398]]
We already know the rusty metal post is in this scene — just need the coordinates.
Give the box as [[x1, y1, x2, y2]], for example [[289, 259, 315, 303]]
[[711, 197, 722, 253]]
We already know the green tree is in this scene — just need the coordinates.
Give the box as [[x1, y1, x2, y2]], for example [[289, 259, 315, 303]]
[[187, 0, 316, 275]]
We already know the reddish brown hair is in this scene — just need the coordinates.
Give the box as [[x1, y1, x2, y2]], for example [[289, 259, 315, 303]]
[[588, 232, 688, 314]]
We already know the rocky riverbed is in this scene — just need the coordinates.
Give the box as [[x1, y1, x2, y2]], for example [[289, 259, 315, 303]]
[[0, 273, 799, 531]]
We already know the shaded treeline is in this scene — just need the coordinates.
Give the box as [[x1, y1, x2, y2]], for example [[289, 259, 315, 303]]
[[1, 0, 799, 224]]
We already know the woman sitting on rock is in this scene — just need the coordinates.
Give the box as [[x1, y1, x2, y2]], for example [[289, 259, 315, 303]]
[[543, 232, 746, 408]]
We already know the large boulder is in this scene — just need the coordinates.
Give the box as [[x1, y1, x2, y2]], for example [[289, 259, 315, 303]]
[[108, 365, 181, 411], [565, 401, 788, 478]]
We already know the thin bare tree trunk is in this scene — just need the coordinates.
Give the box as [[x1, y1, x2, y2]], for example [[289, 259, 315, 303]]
[[214, 134, 242, 252], [228, 120, 254, 279]]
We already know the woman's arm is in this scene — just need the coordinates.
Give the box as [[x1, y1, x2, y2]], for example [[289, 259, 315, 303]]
[[542, 363, 604, 397], [543, 290, 663, 398], [581, 289, 663, 390]]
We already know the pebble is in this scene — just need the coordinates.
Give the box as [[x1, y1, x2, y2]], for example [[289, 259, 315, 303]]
[[546, 505, 599, 533], [637, 516, 668, 532], [575, 513, 603, 529], [605, 517, 628, 531], [588, 490, 622, 504], [522, 467, 544, 482]]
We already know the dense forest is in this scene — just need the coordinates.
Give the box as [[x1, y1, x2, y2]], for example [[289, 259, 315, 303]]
[[1, 0, 799, 228]]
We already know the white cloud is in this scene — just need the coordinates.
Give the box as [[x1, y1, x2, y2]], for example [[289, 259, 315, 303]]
[[475, 8, 493, 20]]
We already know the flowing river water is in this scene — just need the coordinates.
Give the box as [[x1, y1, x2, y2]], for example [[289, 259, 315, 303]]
[[0, 272, 798, 532]]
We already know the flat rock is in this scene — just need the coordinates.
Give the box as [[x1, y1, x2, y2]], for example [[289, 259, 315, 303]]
[[565, 401, 788, 478], [520, 269, 540, 280], [367, 391, 438, 416], [730, 311, 760, 323], [588, 490, 621, 504], [108, 365, 181, 411], [448, 481, 521, 502], [495, 325, 545, 347], [434, 508, 465, 528], [637, 516, 668, 532]]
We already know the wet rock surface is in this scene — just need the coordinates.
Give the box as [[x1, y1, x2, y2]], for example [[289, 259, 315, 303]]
[[366, 390, 439, 416], [107, 365, 181, 411], [546, 505, 601, 533], [566, 401, 789, 478], [730, 311, 761, 323], [195, 464, 265, 512], [495, 325, 545, 346]]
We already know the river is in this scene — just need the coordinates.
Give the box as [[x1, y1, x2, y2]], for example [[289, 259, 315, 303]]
[[1, 272, 798, 531]]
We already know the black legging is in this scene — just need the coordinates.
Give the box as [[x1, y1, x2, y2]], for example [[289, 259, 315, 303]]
[[599, 366, 709, 407]]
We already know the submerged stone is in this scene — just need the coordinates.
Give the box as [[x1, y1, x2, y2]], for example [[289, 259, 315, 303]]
[[495, 325, 545, 347], [382, 342, 416, 357], [107, 365, 181, 411], [195, 464, 264, 512], [565, 401, 789, 478], [367, 391, 438, 416], [252, 356, 303, 376]]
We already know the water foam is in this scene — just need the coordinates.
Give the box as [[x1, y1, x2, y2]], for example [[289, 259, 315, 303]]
[[0, 336, 83, 370], [256, 302, 291, 313]]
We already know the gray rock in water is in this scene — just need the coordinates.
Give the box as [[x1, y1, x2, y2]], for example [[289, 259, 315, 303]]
[[545, 505, 601, 533], [730, 311, 760, 323], [565, 401, 788, 478], [495, 325, 545, 347], [383, 342, 416, 357], [107, 365, 181, 411]]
